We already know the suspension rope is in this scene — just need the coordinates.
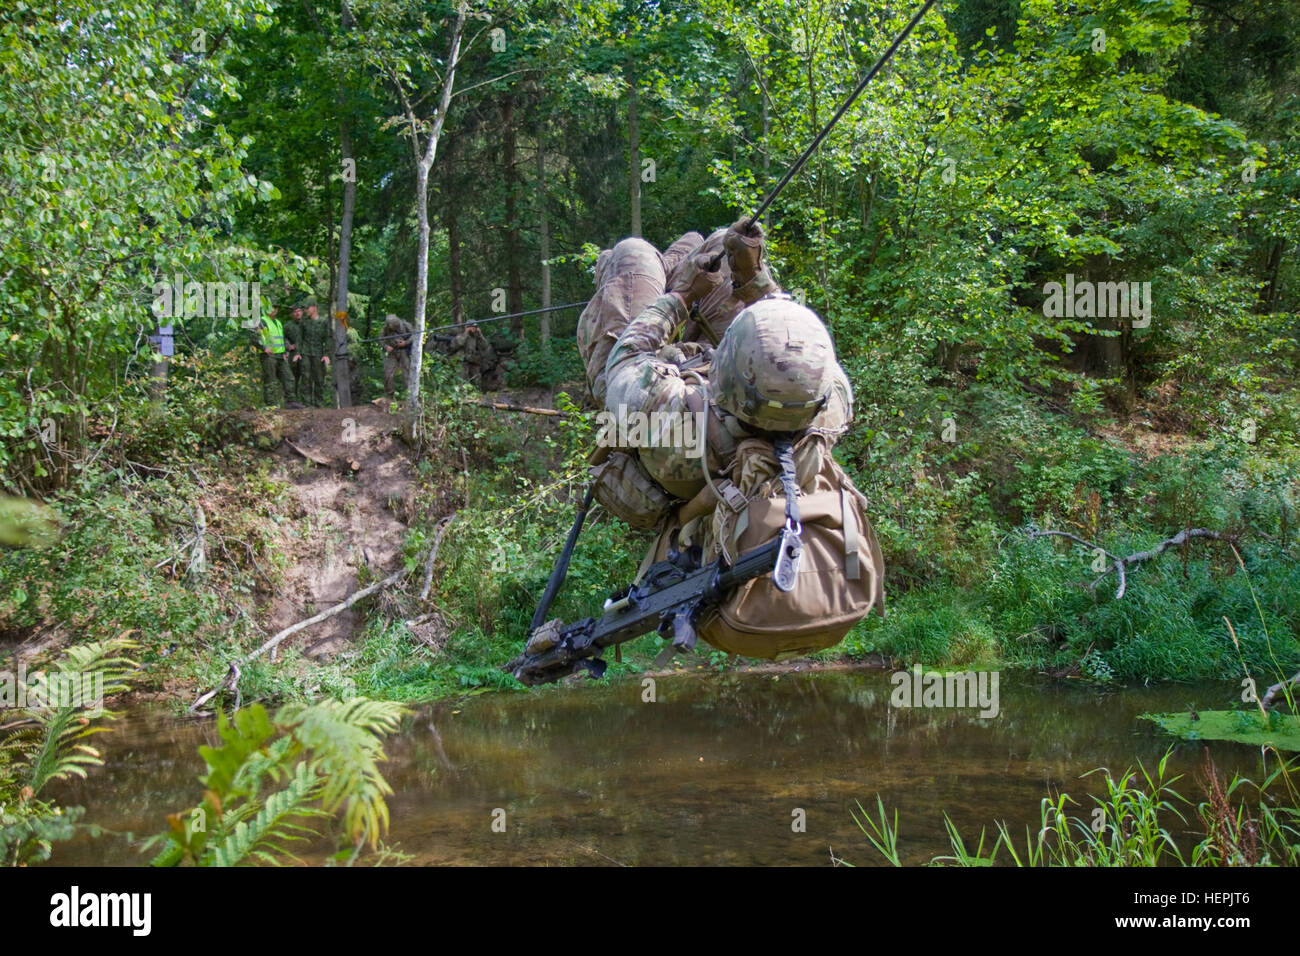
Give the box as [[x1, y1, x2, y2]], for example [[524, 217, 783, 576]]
[[349, 300, 588, 347], [352, 0, 938, 346], [744, 0, 940, 229]]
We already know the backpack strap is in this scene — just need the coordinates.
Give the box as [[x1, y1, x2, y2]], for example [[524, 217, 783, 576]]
[[841, 485, 860, 581], [772, 438, 804, 592]]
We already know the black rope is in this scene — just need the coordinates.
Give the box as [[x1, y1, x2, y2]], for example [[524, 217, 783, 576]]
[[745, 0, 940, 228], [352, 0, 939, 353], [350, 300, 588, 347], [531, 484, 597, 632]]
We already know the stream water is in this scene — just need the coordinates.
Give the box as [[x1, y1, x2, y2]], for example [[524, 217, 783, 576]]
[[50, 667, 1269, 866]]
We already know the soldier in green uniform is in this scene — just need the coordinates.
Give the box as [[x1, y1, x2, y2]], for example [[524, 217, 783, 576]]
[[283, 304, 305, 404], [381, 313, 414, 400], [299, 301, 332, 407], [449, 324, 494, 389], [254, 301, 295, 407]]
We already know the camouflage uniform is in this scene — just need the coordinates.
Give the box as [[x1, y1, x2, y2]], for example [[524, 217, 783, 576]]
[[601, 258, 853, 503], [664, 227, 780, 344], [282, 312, 304, 403], [576, 233, 703, 405], [449, 326, 495, 389], [381, 315, 414, 399], [299, 309, 332, 407]]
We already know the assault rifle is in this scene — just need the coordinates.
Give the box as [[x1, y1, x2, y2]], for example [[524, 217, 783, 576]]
[[505, 534, 793, 687], [509, 440, 804, 687]]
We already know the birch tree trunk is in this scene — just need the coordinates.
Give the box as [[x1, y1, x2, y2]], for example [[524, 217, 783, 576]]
[[406, 8, 467, 425], [332, 0, 356, 407]]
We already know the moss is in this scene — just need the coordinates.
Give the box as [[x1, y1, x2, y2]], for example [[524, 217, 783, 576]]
[[1143, 709, 1300, 751]]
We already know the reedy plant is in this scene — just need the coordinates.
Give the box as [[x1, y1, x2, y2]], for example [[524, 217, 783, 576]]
[[857, 748, 1300, 867]]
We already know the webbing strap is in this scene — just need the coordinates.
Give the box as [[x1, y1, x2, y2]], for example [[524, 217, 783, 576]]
[[633, 532, 662, 585], [841, 486, 860, 581], [731, 508, 749, 557], [774, 439, 801, 528]]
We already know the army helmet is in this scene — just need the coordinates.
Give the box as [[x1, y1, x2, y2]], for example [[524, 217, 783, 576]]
[[712, 297, 835, 433]]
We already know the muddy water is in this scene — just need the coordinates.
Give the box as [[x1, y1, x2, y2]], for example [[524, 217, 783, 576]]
[[51, 668, 1268, 866]]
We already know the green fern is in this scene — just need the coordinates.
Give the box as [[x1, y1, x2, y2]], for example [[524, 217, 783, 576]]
[[205, 762, 327, 867], [151, 697, 407, 866], [9, 636, 139, 795], [276, 698, 405, 848], [0, 635, 136, 866]]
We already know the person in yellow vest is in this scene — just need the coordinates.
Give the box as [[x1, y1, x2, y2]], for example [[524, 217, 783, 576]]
[[254, 301, 295, 407]]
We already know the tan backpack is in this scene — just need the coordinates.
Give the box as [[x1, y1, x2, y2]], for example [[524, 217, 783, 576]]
[[685, 434, 885, 659]]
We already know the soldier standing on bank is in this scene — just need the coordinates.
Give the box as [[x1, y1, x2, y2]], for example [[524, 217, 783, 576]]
[[381, 313, 414, 400], [283, 304, 305, 404], [253, 300, 295, 407], [300, 301, 332, 407]]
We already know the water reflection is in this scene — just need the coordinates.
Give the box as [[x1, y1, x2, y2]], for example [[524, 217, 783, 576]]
[[51, 669, 1263, 866]]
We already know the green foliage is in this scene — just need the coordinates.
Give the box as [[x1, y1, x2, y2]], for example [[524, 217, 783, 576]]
[[0, 494, 59, 548], [149, 697, 407, 866], [857, 751, 1186, 866], [0, 467, 268, 657], [859, 746, 1300, 867], [0, 635, 137, 866], [0, 0, 314, 492], [276, 697, 404, 846], [504, 338, 584, 390], [1145, 709, 1300, 751]]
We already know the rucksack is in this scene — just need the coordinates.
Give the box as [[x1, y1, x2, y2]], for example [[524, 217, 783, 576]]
[[647, 433, 885, 660]]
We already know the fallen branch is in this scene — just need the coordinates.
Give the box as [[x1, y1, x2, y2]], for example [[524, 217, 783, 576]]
[[1025, 527, 1231, 599], [189, 554, 422, 712], [420, 512, 457, 601], [243, 564, 411, 664], [189, 661, 241, 714], [1025, 529, 1126, 599], [1261, 672, 1300, 711], [466, 400, 565, 417], [282, 437, 330, 466]]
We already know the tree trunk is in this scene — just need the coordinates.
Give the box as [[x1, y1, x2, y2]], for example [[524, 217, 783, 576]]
[[1262, 239, 1283, 313], [502, 94, 524, 339], [333, 0, 356, 407], [406, 9, 467, 424], [325, 152, 337, 318], [538, 136, 550, 346], [447, 139, 464, 325], [627, 61, 641, 237]]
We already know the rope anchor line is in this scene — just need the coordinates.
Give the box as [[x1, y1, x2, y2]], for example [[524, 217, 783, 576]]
[[350, 0, 939, 346]]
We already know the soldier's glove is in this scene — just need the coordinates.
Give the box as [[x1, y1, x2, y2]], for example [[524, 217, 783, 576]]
[[724, 218, 778, 305], [668, 252, 725, 310]]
